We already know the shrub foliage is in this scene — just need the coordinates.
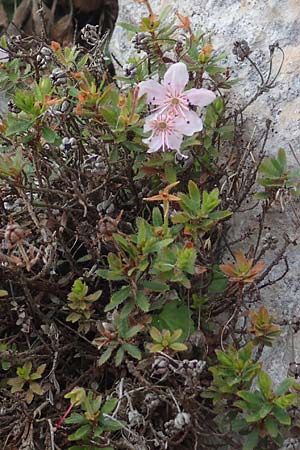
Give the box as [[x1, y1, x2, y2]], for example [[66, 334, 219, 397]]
[[0, 2, 300, 449]]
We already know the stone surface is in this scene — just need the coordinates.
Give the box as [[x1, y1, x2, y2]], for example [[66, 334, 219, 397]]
[[111, 0, 300, 384]]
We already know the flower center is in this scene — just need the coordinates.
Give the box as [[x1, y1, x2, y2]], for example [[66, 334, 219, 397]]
[[171, 97, 180, 105], [157, 121, 168, 130]]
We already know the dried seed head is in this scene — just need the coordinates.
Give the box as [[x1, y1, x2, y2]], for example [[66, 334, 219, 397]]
[[233, 40, 251, 61], [50, 68, 68, 86], [5, 223, 30, 247], [174, 411, 191, 429], [59, 137, 78, 151], [7, 100, 21, 114], [123, 63, 137, 78]]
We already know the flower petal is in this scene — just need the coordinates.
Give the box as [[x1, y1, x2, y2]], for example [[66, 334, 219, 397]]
[[167, 132, 183, 151], [143, 135, 163, 153], [175, 110, 203, 136], [138, 80, 166, 104], [163, 62, 189, 94], [184, 88, 216, 107], [144, 113, 159, 132]]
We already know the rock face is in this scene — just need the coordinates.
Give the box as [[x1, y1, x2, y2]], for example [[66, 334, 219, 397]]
[[111, 0, 300, 384]]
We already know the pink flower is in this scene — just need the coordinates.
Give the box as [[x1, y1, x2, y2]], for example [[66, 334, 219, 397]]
[[143, 112, 202, 155], [138, 62, 216, 126]]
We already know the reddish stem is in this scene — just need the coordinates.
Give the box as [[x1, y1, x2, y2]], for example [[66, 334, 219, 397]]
[[54, 402, 74, 432]]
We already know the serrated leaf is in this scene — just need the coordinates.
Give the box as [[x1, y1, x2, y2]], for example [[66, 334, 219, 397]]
[[188, 180, 200, 206], [85, 290, 102, 302], [119, 299, 135, 319], [115, 347, 125, 366], [98, 347, 113, 366], [66, 312, 82, 323], [5, 118, 32, 136], [30, 382, 44, 395], [124, 324, 143, 339], [42, 126, 59, 143], [123, 343, 142, 360], [142, 280, 169, 292], [135, 291, 150, 312], [105, 286, 131, 312], [152, 300, 194, 341], [25, 390, 34, 404], [144, 238, 174, 254]]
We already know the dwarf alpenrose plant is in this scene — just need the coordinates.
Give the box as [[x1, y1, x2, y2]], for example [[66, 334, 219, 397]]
[[0, 1, 299, 449]]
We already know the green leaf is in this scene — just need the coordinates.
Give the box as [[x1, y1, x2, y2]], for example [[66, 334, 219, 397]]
[[5, 118, 32, 136], [42, 126, 59, 143], [277, 148, 287, 170], [102, 417, 124, 431], [105, 286, 131, 312], [188, 180, 200, 206], [68, 445, 97, 450], [65, 413, 88, 425], [135, 291, 150, 312], [66, 312, 81, 323], [30, 382, 44, 395], [208, 265, 228, 294], [0, 290, 8, 297], [142, 280, 169, 292], [136, 217, 148, 247], [258, 371, 272, 397], [176, 246, 196, 274], [124, 324, 143, 339], [274, 393, 296, 408], [2, 360, 11, 370], [272, 405, 291, 425], [258, 403, 273, 419], [237, 391, 262, 406], [231, 418, 248, 432], [98, 347, 113, 366], [123, 343, 142, 360], [144, 238, 174, 254], [150, 327, 162, 342], [275, 378, 294, 396], [265, 416, 279, 438], [68, 424, 91, 441], [101, 398, 118, 415], [243, 428, 259, 450], [170, 342, 188, 352], [165, 165, 177, 183], [119, 299, 135, 319], [152, 300, 195, 341], [118, 22, 141, 32], [115, 347, 125, 366], [152, 207, 163, 227]]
